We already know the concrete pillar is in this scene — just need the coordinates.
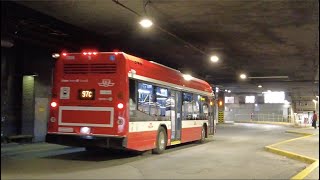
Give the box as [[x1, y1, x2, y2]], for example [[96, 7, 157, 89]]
[[21, 76, 35, 136]]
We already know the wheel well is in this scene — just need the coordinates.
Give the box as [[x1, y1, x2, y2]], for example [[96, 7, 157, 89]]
[[203, 123, 208, 138], [160, 124, 168, 136]]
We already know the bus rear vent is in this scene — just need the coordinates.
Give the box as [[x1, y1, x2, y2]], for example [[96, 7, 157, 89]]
[[64, 63, 116, 74]]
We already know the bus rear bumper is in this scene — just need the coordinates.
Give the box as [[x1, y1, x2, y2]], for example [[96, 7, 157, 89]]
[[46, 133, 127, 149]]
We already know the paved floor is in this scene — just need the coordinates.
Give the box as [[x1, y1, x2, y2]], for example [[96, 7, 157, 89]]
[[272, 128, 319, 180], [1, 123, 313, 179]]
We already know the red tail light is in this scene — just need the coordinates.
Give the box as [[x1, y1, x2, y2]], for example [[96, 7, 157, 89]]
[[117, 103, 124, 109], [62, 53, 67, 56], [51, 102, 57, 108], [82, 51, 98, 56]]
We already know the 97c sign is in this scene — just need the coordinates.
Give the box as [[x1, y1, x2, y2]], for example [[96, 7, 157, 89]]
[[79, 89, 95, 100]]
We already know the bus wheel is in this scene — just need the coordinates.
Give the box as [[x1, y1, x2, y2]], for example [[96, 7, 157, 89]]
[[152, 127, 167, 154], [198, 126, 206, 144]]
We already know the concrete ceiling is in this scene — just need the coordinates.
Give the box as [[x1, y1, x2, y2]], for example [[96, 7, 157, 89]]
[[4, 0, 319, 97]]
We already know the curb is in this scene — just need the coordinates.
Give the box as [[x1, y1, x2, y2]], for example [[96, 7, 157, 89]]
[[235, 121, 293, 126], [264, 130, 318, 180]]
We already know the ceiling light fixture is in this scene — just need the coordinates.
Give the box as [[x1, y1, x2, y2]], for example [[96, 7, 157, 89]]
[[210, 55, 219, 63], [183, 74, 193, 81], [139, 18, 153, 28], [258, 85, 262, 88], [240, 74, 247, 79]]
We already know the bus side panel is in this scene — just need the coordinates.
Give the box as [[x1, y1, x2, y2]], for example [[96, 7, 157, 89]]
[[180, 120, 207, 143], [126, 130, 172, 151], [127, 131, 157, 151], [126, 121, 172, 151], [181, 127, 202, 143]]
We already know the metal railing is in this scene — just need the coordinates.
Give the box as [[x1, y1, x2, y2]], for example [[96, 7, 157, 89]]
[[234, 113, 292, 123]]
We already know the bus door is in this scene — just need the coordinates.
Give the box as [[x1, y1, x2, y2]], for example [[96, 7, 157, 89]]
[[170, 90, 182, 142]]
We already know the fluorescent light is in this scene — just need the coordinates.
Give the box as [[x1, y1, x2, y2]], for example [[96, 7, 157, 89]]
[[228, 90, 231, 93], [258, 85, 262, 88], [139, 19, 153, 28]]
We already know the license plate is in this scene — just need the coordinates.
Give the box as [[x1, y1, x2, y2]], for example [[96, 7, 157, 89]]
[[78, 89, 95, 100]]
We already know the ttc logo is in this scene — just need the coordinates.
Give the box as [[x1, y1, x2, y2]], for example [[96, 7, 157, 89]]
[[98, 79, 115, 87]]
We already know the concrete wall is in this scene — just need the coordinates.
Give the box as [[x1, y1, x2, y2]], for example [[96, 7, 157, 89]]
[[1, 42, 55, 142]]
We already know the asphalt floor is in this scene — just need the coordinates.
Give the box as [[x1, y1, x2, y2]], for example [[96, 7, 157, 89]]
[[1, 123, 318, 179]]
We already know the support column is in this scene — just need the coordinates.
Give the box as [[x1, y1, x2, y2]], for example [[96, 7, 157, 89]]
[[21, 76, 35, 137]]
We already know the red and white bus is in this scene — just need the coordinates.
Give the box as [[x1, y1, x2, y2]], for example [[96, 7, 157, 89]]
[[46, 51, 216, 154]]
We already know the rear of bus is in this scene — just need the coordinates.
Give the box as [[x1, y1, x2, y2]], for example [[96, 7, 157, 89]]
[[46, 51, 129, 149]]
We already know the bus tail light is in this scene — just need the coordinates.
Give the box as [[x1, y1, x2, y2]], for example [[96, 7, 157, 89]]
[[62, 53, 67, 56], [82, 51, 98, 56], [117, 103, 124, 109], [51, 101, 57, 108]]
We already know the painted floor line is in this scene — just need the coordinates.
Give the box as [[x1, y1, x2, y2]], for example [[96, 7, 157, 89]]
[[264, 130, 318, 180]]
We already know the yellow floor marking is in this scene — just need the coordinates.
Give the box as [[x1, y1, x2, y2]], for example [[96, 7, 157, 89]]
[[264, 130, 318, 180]]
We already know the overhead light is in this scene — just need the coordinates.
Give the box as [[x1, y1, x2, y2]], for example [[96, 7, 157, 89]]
[[248, 76, 288, 79], [210, 55, 219, 63], [255, 104, 258, 107], [228, 90, 231, 93], [240, 73, 247, 79], [52, 53, 60, 58], [215, 87, 219, 93], [183, 74, 193, 81], [139, 18, 153, 28], [258, 85, 262, 88], [225, 89, 228, 92], [313, 99, 318, 103]]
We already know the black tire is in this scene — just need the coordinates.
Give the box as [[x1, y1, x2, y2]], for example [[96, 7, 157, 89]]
[[198, 126, 206, 144], [152, 127, 167, 154]]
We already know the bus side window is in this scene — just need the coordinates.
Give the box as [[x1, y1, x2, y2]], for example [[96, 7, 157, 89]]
[[137, 82, 153, 115], [129, 79, 137, 116], [193, 94, 200, 120], [182, 92, 193, 120]]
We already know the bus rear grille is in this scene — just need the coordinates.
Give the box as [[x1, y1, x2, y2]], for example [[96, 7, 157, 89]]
[[64, 64, 116, 74]]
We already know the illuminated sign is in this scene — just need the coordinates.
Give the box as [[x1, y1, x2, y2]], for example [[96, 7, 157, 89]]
[[79, 89, 95, 100]]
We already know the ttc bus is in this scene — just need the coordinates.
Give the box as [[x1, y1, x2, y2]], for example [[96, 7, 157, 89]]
[[46, 51, 216, 154]]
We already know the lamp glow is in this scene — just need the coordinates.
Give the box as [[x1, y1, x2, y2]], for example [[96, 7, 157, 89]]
[[210, 55, 219, 63], [139, 19, 153, 28], [240, 74, 247, 79], [183, 74, 193, 81]]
